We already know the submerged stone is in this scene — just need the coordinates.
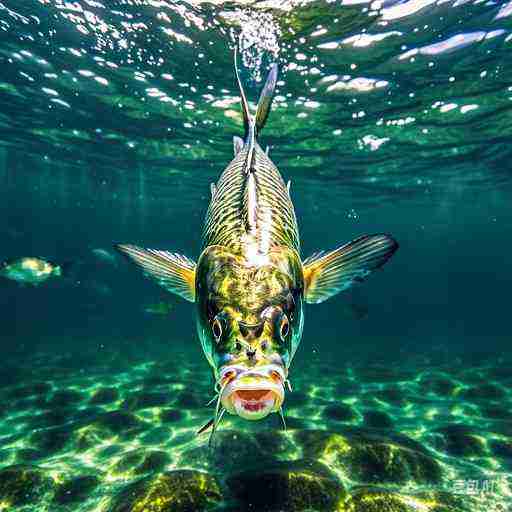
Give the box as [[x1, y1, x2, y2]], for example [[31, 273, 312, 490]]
[[296, 429, 442, 485], [159, 408, 183, 423], [94, 410, 148, 436], [175, 391, 203, 409], [109, 470, 222, 512], [30, 426, 71, 455], [363, 410, 394, 429], [435, 425, 487, 457], [460, 383, 506, 401], [323, 404, 357, 422], [47, 389, 84, 408], [53, 474, 100, 504], [90, 387, 119, 405], [0, 464, 53, 506], [227, 459, 346, 512], [112, 449, 170, 476], [123, 391, 169, 410]]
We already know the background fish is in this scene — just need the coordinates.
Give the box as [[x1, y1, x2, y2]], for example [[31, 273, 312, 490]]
[[116, 52, 398, 442], [0, 257, 63, 286]]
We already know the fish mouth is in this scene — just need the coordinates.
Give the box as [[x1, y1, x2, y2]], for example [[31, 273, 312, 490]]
[[219, 365, 285, 420]]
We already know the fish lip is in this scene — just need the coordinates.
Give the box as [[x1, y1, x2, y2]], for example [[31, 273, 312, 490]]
[[217, 363, 287, 418], [220, 375, 285, 418]]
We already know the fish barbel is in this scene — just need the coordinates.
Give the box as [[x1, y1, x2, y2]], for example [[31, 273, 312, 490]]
[[116, 50, 398, 444]]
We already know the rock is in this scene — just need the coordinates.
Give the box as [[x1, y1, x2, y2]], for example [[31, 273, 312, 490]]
[[323, 404, 357, 422], [435, 425, 487, 457], [419, 374, 457, 395], [75, 425, 112, 451], [175, 391, 203, 410], [123, 391, 169, 410], [479, 404, 512, 420], [460, 384, 505, 401], [89, 387, 119, 405], [94, 410, 148, 436], [345, 487, 473, 512], [226, 459, 346, 512], [7, 382, 51, 400], [363, 411, 394, 429], [159, 408, 183, 423], [0, 464, 53, 506], [489, 439, 512, 459], [30, 426, 71, 455], [53, 475, 100, 504], [112, 450, 170, 476], [373, 387, 407, 406], [46, 389, 84, 408], [296, 430, 442, 485], [285, 391, 309, 408], [109, 470, 222, 512]]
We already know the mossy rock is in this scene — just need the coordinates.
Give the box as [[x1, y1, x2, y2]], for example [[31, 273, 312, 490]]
[[46, 389, 84, 408], [159, 408, 184, 423], [344, 487, 473, 512], [419, 374, 457, 395], [74, 424, 113, 451], [53, 474, 100, 504], [226, 459, 346, 512], [123, 391, 169, 410], [296, 430, 442, 485], [435, 425, 487, 457], [342, 440, 442, 484], [30, 426, 72, 455], [459, 383, 506, 401], [7, 382, 52, 400], [109, 470, 222, 512], [363, 411, 394, 429], [93, 410, 149, 436], [112, 449, 170, 476], [175, 391, 203, 409], [0, 464, 53, 506], [90, 387, 119, 405], [324, 404, 358, 422], [285, 391, 309, 408]]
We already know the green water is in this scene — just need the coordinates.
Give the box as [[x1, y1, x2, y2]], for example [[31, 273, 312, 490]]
[[1, 1, 512, 511]]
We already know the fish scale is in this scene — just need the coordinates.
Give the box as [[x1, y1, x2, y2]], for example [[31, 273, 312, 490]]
[[203, 143, 299, 255]]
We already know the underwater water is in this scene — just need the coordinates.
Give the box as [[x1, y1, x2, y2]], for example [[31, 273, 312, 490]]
[[1, 0, 512, 511]]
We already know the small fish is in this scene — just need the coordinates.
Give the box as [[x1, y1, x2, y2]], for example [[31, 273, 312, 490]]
[[115, 51, 398, 443], [143, 302, 174, 316], [91, 248, 118, 266], [0, 257, 62, 285]]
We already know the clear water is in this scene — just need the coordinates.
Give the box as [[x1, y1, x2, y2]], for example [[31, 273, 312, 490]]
[[1, 1, 511, 511]]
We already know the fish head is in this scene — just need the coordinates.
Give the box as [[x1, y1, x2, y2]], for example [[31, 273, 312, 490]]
[[196, 246, 304, 420]]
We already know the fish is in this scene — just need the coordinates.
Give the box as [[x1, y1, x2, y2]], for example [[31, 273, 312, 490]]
[[115, 52, 398, 443], [91, 248, 118, 266], [143, 301, 174, 316], [0, 257, 63, 285]]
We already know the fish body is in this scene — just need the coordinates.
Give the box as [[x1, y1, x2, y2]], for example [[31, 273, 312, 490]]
[[116, 52, 398, 439], [0, 257, 62, 285]]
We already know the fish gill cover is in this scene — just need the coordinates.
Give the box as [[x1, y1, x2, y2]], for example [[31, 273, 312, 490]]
[[0, 1, 511, 511]]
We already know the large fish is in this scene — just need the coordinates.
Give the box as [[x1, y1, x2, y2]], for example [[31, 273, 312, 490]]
[[116, 55, 398, 442]]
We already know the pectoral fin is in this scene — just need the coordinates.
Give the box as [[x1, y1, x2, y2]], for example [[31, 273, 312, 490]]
[[303, 234, 398, 304], [115, 244, 196, 302]]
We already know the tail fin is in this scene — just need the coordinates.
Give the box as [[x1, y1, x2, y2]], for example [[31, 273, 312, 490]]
[[234, 48, 278, 143]]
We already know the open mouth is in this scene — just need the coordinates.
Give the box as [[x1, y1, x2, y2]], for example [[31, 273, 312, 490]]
[[219, 366, 286, 420], [233, 388, 277, 415]]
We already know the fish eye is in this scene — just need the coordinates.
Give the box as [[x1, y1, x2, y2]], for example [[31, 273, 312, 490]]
[[212, 317, 223, 343], [279, 314, 290, 341], [234, 341, 242, 352]]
